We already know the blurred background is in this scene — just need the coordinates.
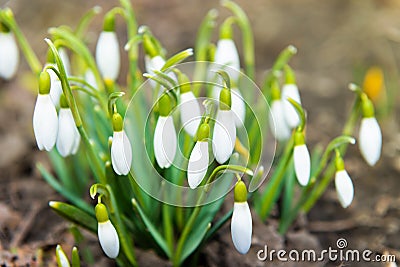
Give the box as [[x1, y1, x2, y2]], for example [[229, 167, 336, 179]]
[[0, 0, 399, 266]]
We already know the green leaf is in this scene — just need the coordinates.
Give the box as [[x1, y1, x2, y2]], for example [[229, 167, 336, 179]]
[[131, 199, 171, 258], [161, 48, 193, 72], [49, 201, 97, 233]]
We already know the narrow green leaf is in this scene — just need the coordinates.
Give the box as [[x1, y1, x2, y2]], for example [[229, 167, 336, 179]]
[[161, 48, 193, 72]]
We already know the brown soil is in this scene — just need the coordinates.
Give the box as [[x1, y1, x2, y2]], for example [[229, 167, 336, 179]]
[[0, 0, 399, 266]]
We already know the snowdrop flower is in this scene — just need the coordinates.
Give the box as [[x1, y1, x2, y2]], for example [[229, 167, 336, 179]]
[[282, 66, 302, 128], [231, 180, 252, 254], [212, 87, 245, 127], [269, 82, 291, 141], [33, 71, 58, 151], [96, 15, 120, 81], [334, 155, 354, 208], [111, 113, 133, 175], [58, 47, 70, 76], [293, 131, 310, 186], [45, 62, 63, 107], [359, 97, 382, 166], [95, 203, 120, 259], [154, 93, 177, 168], [56, 245, 70, 267], [212, 86, 236, 164], [178, 73, 201, 137], [188, 122, 210, 188], [56, 94, 80, 157], [0, 25, 19, 80]]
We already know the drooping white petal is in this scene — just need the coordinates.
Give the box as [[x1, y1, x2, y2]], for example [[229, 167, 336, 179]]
[[58, 48, 71, 76], [96, 31, 120, 80], [85, 69, 97, 89], [56, 245, 70, 267], [180, 91, 201, 137], [154, 116, 177, 168], [111, 131, 133, 175], [231, 88, 246, 127], [212, 110, 236, 164], [269, 100, 291, 141], [293, 144, 311, 186], [98, 220, 120, 259], [215, 39, 240, 82], [145, 55, 176, 90], [282, 84, 301, 128], [33, 94, 58, 151], [46, 64, 63, 107], [359, 117, 382, 166], [0, 32, 19, 80], [188, 141, 209, 189], [56, 108, 80, 157], [335, 170, 354, 208], [231, 202, 252, 254]]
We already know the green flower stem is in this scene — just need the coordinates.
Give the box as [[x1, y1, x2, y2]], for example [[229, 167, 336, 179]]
[[257, 134, 294, 220], [162, 201, 174, 254], [193, 9, 218, 95], [74, 6, 102, 39], [287, 97, 306, 132], [0, 9, 42, 75], [222, 0, 255, 79], [46, 39, 106, 183], [173, 164, 253, 266]]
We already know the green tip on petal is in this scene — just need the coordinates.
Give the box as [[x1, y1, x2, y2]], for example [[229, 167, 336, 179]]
[[284, 65, 296, 84], [335, 155, 345, 171], [234, 180, 248, 203], [196, 122, 210, 141], [143, 34, 158, 58], [158, 93, 172, 116], [361, 96, 375, 118], [60, 94, 69, 108], [294, 131, 305, 146], [219, 87, 232, 110], [103, 12, 115, 32], [95, 203, 109, 223], [112, 113, 123, 132], [39, 71, 51, 95], [271, 79, 281, 101]]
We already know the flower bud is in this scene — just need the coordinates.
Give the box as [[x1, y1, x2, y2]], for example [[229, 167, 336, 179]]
[[111, 113, 132, 175], [188, 123, 210, 189], [293, 131, 311, 186], [95, 203, 120, 259], [0, 25, 19, 80], [334, 156, 354, 208]]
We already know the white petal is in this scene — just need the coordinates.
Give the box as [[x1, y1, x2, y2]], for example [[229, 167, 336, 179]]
[[98, 220, 120, 259], [85, 69, 97, 89], [211, 85, 221, 101], [335, 170, 354, 208], [269, 100, 291, 141], [56, 108, 78, 157], [231, 202, 252, 254], [294, 144, 311, 186], [359, 117, 382, 166], [0, 32, 19, 80], [145, 55, 166, 74], [154, 116, 177, 168], [212, 110, 236, 164], [58, 48, 71, 76], [111, 131, 133, 175], [231, 88, 246, 127], [282, 84, 301, 128], [56, 246, 70, 267], [215, 39, 240, 82], [33, 94, 58, 151], [180, 92, 201, 137], [46, 65, 63, 107], [188, 141, 209, 189], [96, 31, 120, 80]]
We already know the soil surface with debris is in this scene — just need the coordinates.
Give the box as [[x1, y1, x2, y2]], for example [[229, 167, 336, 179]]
[[0, 0, 399, 266]]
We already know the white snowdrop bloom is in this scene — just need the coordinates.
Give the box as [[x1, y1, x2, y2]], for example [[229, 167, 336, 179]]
[[359, 117, 382, 166], [212, 110, 236, 164], [214, 39, 240, 82], [45, 63, 63, 107], [231, 181, 252, 254], [293, 132, 310, 186], [58, 47, 70, 76], [56, 245, 70, 267], [95, 203, 120, 259], [96, 31, 120, 81], [282, 83, 301, 128], [56, 100, 80, 157], [111, 113, 132, 175], [33, 72, 58, 151], [335, 170, 354, 208], [269, 99, 291, 141], [0, 32, 19, 80], [180, 91, 201, 137], [188, 123, 210, 189], [231, 88, 245, 127], [154, 115, 177, 168], [145, 55, 166, 75]]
